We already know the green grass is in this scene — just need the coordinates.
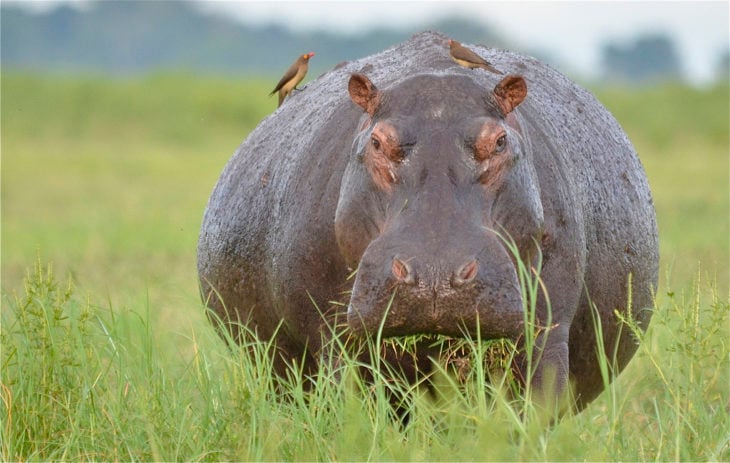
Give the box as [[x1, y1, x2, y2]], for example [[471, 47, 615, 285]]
[[3, 259, 727, 460], [1, 72, 275, 337], [2, 73, 729, 460]]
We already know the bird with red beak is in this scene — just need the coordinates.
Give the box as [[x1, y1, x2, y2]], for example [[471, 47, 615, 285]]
[[270, 52, 315, 107]]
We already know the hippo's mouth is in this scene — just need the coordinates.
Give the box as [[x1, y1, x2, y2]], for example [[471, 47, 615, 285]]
[[356, 333, 518, 386], [346, 287, 526, 341]]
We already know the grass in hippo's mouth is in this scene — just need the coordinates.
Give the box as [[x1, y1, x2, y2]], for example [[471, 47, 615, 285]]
[[364, 335, 520, 398], [379, 334, 517, 384]]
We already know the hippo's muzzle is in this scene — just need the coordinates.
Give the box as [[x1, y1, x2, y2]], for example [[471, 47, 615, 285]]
[[346, 231, 525, 341]]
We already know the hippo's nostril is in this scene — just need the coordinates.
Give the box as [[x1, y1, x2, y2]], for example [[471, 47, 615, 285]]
[[392, 257, 415, 284], [452, 259, 479, 287]]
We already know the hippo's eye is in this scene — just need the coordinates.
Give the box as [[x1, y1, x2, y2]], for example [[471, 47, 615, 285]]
[[371, 136, 381, 150], [495, 134, 507, 153]]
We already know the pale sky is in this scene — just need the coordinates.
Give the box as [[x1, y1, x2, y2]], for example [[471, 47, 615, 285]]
[[10, 0, 730, 85]]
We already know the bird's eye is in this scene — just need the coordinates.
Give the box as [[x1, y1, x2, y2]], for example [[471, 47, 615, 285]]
[[371, 136, 381, 150], [495, 134, 507, 153]]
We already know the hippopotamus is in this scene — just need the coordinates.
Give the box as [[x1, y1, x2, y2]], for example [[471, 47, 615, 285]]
[[197, 31, 659, 410]]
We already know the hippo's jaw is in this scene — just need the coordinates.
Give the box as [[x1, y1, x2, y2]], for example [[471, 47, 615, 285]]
[[346, 235, 526, 341]]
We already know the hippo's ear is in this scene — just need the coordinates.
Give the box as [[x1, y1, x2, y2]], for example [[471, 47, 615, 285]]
[[349, 73, 381, 116], [493, 75, 527, 116]]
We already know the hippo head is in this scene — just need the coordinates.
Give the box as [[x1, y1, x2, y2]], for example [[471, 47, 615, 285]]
[[335, 71, 544, 340]]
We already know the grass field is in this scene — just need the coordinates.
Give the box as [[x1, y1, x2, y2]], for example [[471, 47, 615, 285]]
[[1, 72, 728, 461]]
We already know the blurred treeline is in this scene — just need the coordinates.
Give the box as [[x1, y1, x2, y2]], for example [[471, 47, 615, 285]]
[[3, 0, 728, 85]]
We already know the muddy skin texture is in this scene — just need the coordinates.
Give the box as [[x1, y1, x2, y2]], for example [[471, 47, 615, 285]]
[[197, 31, 659, 412]]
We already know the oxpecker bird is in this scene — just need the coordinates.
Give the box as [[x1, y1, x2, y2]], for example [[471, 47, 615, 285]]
[[448, 39, 503, 74], [270, 52, 315, 107]]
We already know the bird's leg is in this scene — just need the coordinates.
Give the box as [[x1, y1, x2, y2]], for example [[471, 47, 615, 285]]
[[292, 84, 309, 94]]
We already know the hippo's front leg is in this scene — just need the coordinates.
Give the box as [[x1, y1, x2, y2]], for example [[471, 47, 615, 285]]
[[529, 326, 571, 413], [523, 243, 584, 413]]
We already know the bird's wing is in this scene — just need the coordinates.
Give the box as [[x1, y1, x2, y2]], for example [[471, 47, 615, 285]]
[[270, 61, 300, 95], [452, 45, 490, 66]]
